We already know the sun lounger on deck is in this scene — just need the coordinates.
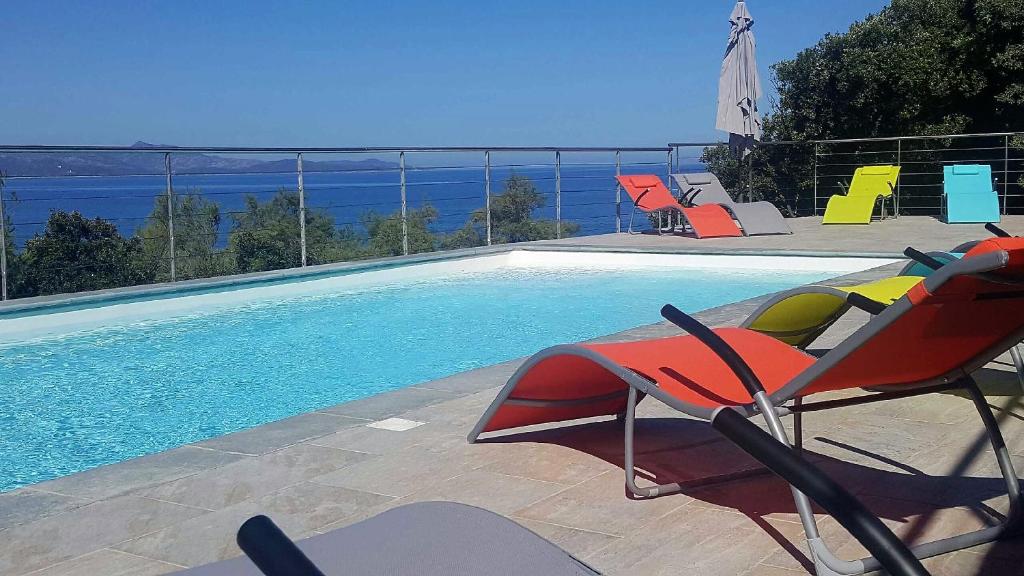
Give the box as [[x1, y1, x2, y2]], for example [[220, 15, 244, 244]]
[[672, 172, 791, 235]]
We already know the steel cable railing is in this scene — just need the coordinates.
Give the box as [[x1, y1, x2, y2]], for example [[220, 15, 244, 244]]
[[5, 135, 1021, 301]]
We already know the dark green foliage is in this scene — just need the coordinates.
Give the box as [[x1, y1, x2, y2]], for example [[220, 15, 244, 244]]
[[445, 174, 578, 248], [771, 0, 1024, 140], [363, 205, 439, 257], [227, 190, 363, 273], [139, 192, 231, 281], [12, 211, 154, 297]]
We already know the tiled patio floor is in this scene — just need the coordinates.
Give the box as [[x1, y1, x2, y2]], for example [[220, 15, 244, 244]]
[[2, 217, 1024, 575]]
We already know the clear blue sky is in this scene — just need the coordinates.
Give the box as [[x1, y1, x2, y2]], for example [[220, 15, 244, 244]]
[[2, 1, 890, 147]]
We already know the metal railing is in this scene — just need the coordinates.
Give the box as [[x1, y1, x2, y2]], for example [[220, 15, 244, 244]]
[[670, 131, 1024, 218], [0, 145, 673, 300], [3, 132, 1022, 302]]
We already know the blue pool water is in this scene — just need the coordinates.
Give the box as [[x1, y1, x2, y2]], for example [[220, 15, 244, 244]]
[[0, 265, 834, 492]]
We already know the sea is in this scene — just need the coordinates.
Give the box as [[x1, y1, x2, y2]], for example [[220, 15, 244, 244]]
[[0, 162, 700, 248]]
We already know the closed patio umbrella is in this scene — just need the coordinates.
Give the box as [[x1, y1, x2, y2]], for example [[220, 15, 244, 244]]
[[716, 0, 762, 156]]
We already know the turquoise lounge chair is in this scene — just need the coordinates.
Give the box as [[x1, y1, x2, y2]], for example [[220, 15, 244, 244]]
[[943, 164, 1000, 223]]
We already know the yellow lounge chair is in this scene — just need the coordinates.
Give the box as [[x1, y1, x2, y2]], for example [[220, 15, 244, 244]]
[[822, 165, 900, 224], [740, 275, 923, 349]]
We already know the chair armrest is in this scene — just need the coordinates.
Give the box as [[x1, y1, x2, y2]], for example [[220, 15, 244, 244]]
[[237, 515, 327, 576], [846, 292, 888, 315], [903, 247, 947, 271], [986, 222, 1012, 238]]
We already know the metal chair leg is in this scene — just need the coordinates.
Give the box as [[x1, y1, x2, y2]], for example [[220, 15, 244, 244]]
[[1010, 345, 1024, 394]]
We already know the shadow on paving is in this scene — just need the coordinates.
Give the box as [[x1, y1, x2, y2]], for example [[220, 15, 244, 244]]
[[476, 375, 1024, 574]]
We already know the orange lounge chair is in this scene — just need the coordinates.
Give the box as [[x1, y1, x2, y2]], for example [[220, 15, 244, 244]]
[[616, 174, 743, 238], [470, 237, 1024, 576]]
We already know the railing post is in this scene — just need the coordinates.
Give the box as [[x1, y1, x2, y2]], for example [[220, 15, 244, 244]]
[[813, 143, 819, 217], [555, 151, 562, 239], [485, 151, 492, 246], [400, 151, 408, 255], [0, 177, 7, 301], [297, 153, 307, 267], [1004, 135, 1011, 215], [615, 150, 622, 233], [895, 139, 901, 217], [164, 153, 176, 282]]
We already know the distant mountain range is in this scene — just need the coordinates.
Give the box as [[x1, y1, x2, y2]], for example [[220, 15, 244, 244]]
[[0, 141, 399, 177]]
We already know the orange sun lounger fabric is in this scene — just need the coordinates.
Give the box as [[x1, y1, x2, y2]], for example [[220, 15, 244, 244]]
[[616, 175, 743, 238]]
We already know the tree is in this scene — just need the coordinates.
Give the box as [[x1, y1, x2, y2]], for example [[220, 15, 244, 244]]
[[705, 0, 1024, 215], [362, 205, 438, 257], [13, 211, 154, 297], [445, 174, 578, 248], [138, 191, 231, 281], [227, 190, 361, 273], [770, 0, 1024, 140]]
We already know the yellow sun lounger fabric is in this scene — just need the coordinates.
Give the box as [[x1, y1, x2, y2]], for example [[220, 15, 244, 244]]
[[822, 165, 901, 224], [740, 275, 923, 348]]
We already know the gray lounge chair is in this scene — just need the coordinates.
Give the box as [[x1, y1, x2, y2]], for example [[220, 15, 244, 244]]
[[175, 502, 600, 576], [180, 410, 932, 575], [672, 172, 792, 235]]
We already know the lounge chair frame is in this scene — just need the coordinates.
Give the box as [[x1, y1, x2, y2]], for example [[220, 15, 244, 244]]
[[470, 251, 1024, 576]]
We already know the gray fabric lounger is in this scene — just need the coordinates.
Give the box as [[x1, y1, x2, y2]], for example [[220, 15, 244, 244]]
[[672, 172, 792, 235], [174, 501, 599, 576]]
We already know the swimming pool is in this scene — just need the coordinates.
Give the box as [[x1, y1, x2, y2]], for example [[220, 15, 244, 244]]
[[0, 251, 892, 491]]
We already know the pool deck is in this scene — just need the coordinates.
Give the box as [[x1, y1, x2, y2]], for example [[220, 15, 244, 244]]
[[2, 216, 1024, 576]]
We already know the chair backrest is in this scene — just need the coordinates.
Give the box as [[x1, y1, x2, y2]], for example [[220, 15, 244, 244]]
[[778, 237, 1024, 398], [615, 175, 678, 211], [848, 165, 900, 198], [944, 164, 995, 196], [671, 173, 734, 206]]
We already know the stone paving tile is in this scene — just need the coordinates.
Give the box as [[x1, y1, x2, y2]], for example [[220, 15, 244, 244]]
[[399, 388, 504, 429], [0, 489, 89, 532], [140, 444, 371, 511], [32, 446, 250, 502], [0, 495, 205, 575], [741, 564, 808, 576], [827, 494, 998, 559], [317, 386, 460, 420], [584, 504, 784, 575], [412, 360, 522, 394], [115, 482, 393, 568], [804, 414, 959, 469], [193, 412, 367, 456], [24, 548, 182, 576], [309, 420, 462, 455], [514, 470, 691, 537], [543, 216, 1024, 256], [509, 517, 622, 559], [310, 436, 504, 498], [919, 548, 1024, 576], [480, 442, 618, 485], [372, 468, 570, 516]]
